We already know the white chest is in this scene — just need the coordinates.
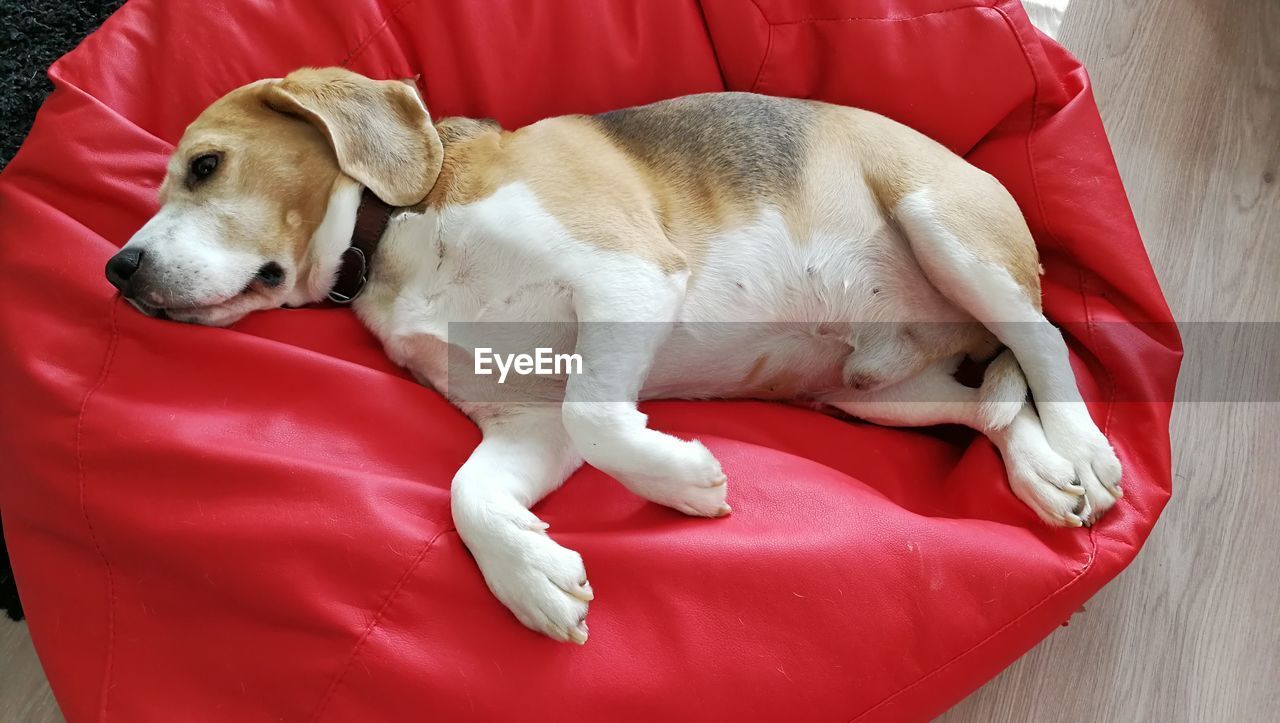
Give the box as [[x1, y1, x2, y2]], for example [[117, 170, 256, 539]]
[[354, 186, 579, 398]]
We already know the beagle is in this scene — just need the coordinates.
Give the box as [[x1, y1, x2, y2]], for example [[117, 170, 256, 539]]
[[107, 68, 1122, 644]]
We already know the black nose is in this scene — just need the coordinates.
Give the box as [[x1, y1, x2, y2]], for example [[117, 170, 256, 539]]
[[105, 248, 144, 294]]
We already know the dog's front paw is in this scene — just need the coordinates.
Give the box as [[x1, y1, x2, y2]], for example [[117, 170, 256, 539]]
[[1003, 408, 1121, 527], [617, 439, 731, 517], [1041, 412, 1124, 510], [1044, 409, 1126, 499], [472, 527, 593, 644], [1006, 444, 1090, 527], [1069, 438, 1122, 525]]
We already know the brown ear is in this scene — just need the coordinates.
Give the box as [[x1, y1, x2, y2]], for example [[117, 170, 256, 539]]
[[261, 67, 443, 206]]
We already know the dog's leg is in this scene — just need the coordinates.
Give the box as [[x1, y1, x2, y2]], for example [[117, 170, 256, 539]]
[[828, 353, 1114, 526], [830, 354, 996, 428], [991, 404, 1118, 526], [560, 269, 731, 518], [893, 188, 1123, 505], [451, 406, 593, 643], [841, 323, 930, 391]]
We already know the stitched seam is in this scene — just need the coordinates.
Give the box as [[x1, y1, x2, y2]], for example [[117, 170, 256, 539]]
[[1021, 6, 1112, 642], [308, 527, 452, 722], [45, 68, 171, 148], [1011, 4, 1115, 587], [41, 67, 156, 723], [848, 6, 1105, 719], [47, 6, 414, 719], [342, 0, 421, 67], [46, 0, 416, 146], [694, 0, 731, 90], [53, 12, 420, 716], [77, 297, 122, 722], [1019, 63, 1118, 442], [768, 3, 991, 26], [750, 26, 774, 92], [748, 0, 775, 92]]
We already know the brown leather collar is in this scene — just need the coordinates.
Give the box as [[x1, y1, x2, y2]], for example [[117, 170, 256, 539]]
[[328, 188, 395, 304]]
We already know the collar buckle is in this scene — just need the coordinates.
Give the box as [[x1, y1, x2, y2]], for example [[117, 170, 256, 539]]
[[328, 188, 395, 306], [327, 246, 368, 304]]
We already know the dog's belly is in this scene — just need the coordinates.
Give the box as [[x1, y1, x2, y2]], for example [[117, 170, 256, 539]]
[[643, 204, 975, 399]]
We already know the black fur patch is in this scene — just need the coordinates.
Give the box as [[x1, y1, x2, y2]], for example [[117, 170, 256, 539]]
[[594, 93, 813, 200]]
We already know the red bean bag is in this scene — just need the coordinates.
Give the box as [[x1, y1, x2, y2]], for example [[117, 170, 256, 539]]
[[0, 0, 1180, 720]]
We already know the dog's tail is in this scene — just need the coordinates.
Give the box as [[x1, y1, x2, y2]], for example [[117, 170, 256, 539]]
[[975, 348, 1028, 432]]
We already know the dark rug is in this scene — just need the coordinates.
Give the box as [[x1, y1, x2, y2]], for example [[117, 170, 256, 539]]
[[1, 0, 125, 621], [0, 0, 125, 170]]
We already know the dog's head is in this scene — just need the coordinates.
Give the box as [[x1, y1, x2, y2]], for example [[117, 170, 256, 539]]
[[105, 67, 443, 326]]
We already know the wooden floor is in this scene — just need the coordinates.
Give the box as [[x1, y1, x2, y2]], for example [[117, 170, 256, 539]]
[[945, 0, 1280, 720], [2, 0, 1277, 720]]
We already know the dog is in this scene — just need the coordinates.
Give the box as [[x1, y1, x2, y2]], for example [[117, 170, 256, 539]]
[[106, 67, 1122, 644]]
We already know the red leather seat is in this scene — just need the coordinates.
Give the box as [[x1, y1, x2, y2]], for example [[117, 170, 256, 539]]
[[0, 1, 1180, 720]]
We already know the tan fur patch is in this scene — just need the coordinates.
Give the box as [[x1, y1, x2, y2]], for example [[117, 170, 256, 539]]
[[422, 116, 690, 273], [592, 94, 816, 270], [164, 83, 343, 266], [420, 94, 820, 276], [810, 105, 1044, 308], [260, 67, 443, 207]]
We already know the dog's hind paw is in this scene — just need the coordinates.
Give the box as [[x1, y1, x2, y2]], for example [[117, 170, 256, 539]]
[[616, 439, 732, 517], [1000, 408, 1120, 527], [473, 526, 593, 644]]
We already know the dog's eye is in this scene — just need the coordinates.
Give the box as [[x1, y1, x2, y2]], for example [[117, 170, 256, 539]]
[[254, 261, 285, 288], [188, 153, 220, 185]]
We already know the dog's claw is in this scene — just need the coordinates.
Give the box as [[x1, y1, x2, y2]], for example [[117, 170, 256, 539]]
[[569, 580, 594, 602]]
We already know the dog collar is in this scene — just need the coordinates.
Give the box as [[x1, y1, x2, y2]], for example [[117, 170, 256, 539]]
[[328, 188, 396, 304]]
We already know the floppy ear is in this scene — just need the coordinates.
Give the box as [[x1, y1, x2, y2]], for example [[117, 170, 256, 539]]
[[261, 67, 443, 206]]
